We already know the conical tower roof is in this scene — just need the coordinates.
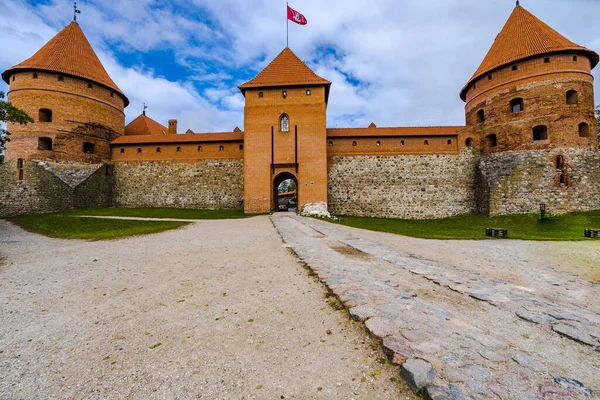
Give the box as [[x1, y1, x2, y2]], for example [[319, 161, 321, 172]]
[[2, 22, 129, 106], [125, 113, 168, 136], [460, 5, 598, 100], [239, 48, 331, 100]]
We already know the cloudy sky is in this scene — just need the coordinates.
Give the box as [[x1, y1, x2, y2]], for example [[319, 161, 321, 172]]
[[1, 0, 600, 133]]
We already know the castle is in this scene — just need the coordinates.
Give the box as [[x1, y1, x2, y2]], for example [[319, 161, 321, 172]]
[[1, 4, 599, 219]]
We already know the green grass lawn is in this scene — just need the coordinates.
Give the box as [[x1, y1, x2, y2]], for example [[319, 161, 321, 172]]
[[8, 213, 190, 240], [332, 211, 600, 241], [68, 207, 253, 219]]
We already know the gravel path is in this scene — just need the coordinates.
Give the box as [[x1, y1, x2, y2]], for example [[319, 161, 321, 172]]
[[0, 217, 414, 399], [272, 214, 600, 399]]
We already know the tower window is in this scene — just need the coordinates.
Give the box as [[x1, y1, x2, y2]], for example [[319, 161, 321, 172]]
[[573, 56, 578, 62], [488, 74, 493, 80], [466, 138, 473, 147], [306, 89, 311, 95], [476, 109, 485, 123], [566, 90, 578, 105], [88, 83, 93, 89], [33, 73, 38, 79], [58, 75, 64, 81], [486, 134, 497, 148], [176, 146, 181, 152], [137, 148, 142, 153], [157, 147, 161, 153], [219, 145, 224, 151], [376, 141, 381, 146], [12, 76, 15, 82], [38, 137, 53, 151], [120, 148, 125, 154], [424, 140, 429, 145], [110, 92, 114, 97], [533, 125, 548, 141], [447, 139, 452, 145], [510, 98, 523, 113], [198, 145, 202, 152], [512, 65, 518, 71], [400, 140, 405, 146], [239, 144, 243, 150], [544, 57, 550, 63], [259, 92, 263, 98], [282, 90, 287, 99], [556, 155, 565, 169], [83, 142, 95, 154], [579, 122, 590, 137], [280, 114, 289, 132], [17, 158, 24, 180], [39, 108, 52, 122], [352, 141, 357, 147], [328, 141, 333, 147]]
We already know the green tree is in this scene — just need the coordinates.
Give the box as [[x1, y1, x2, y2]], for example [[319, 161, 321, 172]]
[[1, 91, 34, 155]]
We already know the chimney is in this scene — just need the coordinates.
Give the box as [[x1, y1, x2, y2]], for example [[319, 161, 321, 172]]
[[168, 119, 177, 134]]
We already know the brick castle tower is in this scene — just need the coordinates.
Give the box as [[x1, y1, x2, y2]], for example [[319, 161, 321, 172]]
[[239, 48, 331, 213], [460, 4, 600, 215], [1, 21, 128, 164]]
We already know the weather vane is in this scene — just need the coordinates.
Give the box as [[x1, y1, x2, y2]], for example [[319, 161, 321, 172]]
[[516, 0, 520, 6], [143, 103, 148, 116], [74, 2, 81, 22]]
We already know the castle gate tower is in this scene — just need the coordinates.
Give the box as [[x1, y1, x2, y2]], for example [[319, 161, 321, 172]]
[[239, 48, 331, 213], [460, 3, 600, 215], [1, 22, 129, 164]]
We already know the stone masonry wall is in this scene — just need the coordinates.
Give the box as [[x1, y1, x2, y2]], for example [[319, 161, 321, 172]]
[[113, 160, 244, 209], [479, 148, 600, 216], [328, 150, 479, 219], [0, 160, 113, 217]]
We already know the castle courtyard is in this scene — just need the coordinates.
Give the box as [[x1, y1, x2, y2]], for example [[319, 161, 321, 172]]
[[1, 215, 598, 398]]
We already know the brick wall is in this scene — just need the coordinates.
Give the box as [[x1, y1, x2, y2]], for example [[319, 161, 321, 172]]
[[479, 148, 600, 216], [5, 70, 125, 163], [113, 160, 244, 209], [327, 150, 479, 219], [0, 160, 113, 217]]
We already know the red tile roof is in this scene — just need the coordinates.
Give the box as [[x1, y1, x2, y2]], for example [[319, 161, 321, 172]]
[[461, 5, 599, 100], [125, 114, 168, 136], [1, 22, 129, 106], [112, 132, 244, 145], [239, 48, 331, 92], [327, 126, 465, 138]]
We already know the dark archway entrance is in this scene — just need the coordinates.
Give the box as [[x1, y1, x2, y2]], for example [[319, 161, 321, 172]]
[[274, 172, 298, 212]]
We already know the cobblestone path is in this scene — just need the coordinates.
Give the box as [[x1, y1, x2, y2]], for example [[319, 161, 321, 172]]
[[272, 214, 599, 399]]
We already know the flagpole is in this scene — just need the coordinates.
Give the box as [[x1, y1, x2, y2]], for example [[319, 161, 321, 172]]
[[286, 2, 289, 48]]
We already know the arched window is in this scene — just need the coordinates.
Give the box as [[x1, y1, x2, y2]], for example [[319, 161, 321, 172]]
[[352, 141, 357, 147], [476, 109, 485, 123], [447, 139, 452, 145], [120, 148, 124, 154], [219, 145, 224, 151], [533, 125, 548, 141], [137, 148, 142, 153], [157, 147, 161, 153], [38, 137, 52, 150], [400, 140, 405, 146], [556, 155, 565, 169], [466, 138, 473, 148], [280, 114, 289, 132], [198, 145, 202, 152], [376, 141, 381, 146], [510, 98, 523, 113], [176, 146, 181, 152], [566, 90, 578, 105], [39, 109, 52, 122], [83, 142, 94, 154], [579, 122, 590, 137], [424, 140, 429, 145], [485, 134, 497, 148]]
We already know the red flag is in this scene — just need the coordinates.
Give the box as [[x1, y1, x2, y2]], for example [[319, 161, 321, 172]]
[[287, 5, 307, 25]]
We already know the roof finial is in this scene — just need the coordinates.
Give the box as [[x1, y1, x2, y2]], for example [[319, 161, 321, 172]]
[[143, 103, 148, 116], [73, 2, 81, 22], [516, 0, 520, 7]]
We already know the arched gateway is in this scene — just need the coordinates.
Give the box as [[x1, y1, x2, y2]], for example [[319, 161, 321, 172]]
[[274, 172, 298, 212]]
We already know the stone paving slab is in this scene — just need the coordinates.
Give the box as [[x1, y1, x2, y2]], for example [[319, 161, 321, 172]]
[[272, 214, 599, 399]]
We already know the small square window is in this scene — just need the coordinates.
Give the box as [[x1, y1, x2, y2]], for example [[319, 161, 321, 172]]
[[544, 57, 550, 63], [198, 146, 203, 152], [400, 140, 405, 146], [176, 146, 181, 152], [33, 73, 38, 79], [137, 148, 142, 153], [239, 144, 243, 150], [110, 92, 114, 97], [306, 89, 311, 95], [219, 145, 224, 151], [512, 65, 518, 71], [259, 92, 263, 98], [157, 147, 161, 153], [120, 148, 125, 154], [58, 75, 64, 81], [376, 141, 381, 146], [573, 56, 578, 62], [424, 140, 429, 145]]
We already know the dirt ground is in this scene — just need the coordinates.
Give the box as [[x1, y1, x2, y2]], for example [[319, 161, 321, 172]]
[[0, 217, 415, 399]]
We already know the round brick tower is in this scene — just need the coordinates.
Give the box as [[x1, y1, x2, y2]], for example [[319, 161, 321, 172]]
[[1, 21, 129, 163], [460, 4, 599, 153]]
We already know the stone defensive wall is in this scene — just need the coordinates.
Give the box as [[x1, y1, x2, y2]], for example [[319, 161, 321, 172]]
[[479, 148, 600, 216], [0, 160, 113, 218], [113, 159, 244, 209], [327, 149, 480, 219]]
